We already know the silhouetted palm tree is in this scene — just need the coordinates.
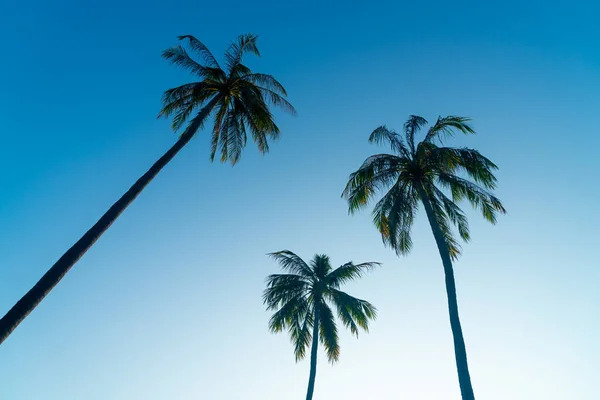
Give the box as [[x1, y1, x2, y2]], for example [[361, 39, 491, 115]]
[[342, 115, 506, 400], [0, 34, 296, 345], [264, 251, 378, 400]]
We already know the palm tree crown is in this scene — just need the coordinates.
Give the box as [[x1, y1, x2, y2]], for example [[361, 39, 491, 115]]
[[343, 115, 506, 258], [342, 115, 506, 400], [160, 33, 296, 164], [264, 251, 378, 363]]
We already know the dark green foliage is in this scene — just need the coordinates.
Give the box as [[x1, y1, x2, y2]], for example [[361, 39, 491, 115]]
[[160, 34, 296, 164], [343, 115, 506, 259], [342, 115, 506, 400], [264, 251, 378, 363]]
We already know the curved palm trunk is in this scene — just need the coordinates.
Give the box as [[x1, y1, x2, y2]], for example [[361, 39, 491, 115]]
[[0, 97, 221, 345], [416, 185, 475, 400], [306, 306, 320, 400]]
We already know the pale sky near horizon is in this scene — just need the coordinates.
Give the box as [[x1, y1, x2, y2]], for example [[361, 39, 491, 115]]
[[1, 0, 599, 399]]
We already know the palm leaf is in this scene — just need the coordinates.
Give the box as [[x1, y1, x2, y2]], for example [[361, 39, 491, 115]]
[[372, 180, 417, 255], [225, 33, 260, 73], [238, 85, 280, 150], [310, 255, 333, 279], [263, 273, 310, 309], [178, 35, 221, 69], [209, 101, 228, 162], [369, 126, 411, 157], [162, 45, 222, 79], [317, 302, 340, 363], [436, 147, 499, 188], [243, 73, 289, 95], [328, 288, 377, 336], [423, 116, 475, 143], [267, 294, 306, 331], [292, 310, 313, 361], [342, 153, 404, 214], [432, 187, 470, 242], [437, 173, 506, 224], [403, 115, 428, 154], [268, 251, 315, 279], [255, 86, 297, 115], [326, 261, 381, 288], [424, 187, 462, 259], [221, 110, 247, 164]]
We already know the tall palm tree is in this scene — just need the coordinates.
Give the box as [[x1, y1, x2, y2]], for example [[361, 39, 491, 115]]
[[0, 34, 296, 345], [342, 115, 506, 400], [264, 251, 378, 400]]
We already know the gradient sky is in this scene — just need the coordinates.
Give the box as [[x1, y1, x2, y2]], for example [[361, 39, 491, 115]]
[[1, 0, 599, 399]]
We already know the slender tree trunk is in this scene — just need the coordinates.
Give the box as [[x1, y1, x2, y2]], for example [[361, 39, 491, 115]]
[[416, 184, 476, 400], [0, 97, 221, 346], [306, 306, 320, 400]]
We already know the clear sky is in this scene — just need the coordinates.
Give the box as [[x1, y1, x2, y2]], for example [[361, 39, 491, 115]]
[[1, 0, 599, 399]]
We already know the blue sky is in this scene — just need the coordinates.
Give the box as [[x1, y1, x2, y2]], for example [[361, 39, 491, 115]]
[[1, 0, 599, 399]]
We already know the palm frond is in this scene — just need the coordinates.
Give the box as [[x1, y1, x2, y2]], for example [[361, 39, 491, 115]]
[[268, 251, 315, 279], [230, 62, 252, 78], [292, 310, 313, 362], [158, 82, 201, 117], [424, 187, 462, 260], [238, 106, 270, 154], [317, 302, 340, 363], [177, 35, 221, 69], [171, 103, 197, 132], [372, 180, 418, 255], [437, 173, 506, 224], [159, 82, 216, 122], [162, 45, 222, 79], [209, 101, 228, 162], [403, 115, 428, 154], [434, 147, 499, 189], [326, 261, 380, 289], [242, 73, 288, 95], [424, 116, 475, 143], [225, 33, 260, 73], [237, 84, 280, 153], [263, 273, 310, 309], [310, 255, 333, 279], [254, 86, 297, 115], [267, 297, 312, 362], [217, 110, 242, 164], [342, 153, 404, 214], [328, 288, 376, 336], [267, 294, 308, 332], [230, 112, 248, 164], [432, 187, 470, 242], [369, 126, 411, 157]]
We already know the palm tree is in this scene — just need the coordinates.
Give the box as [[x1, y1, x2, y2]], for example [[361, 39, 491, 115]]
[[0, 34, 296, 345], [342, 115, 506, 400], [264, 251, 379, 400]]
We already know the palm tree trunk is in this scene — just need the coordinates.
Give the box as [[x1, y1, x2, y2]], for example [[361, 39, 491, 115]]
[[0, 97, 221, 346], [416, 185, 475, 400], [306, 306, 320, 400]]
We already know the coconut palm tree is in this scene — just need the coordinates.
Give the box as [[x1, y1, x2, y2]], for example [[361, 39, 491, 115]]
[[0, 34, 296, 345], [264, 251, 379, 400], [342, 115, 506, 400]]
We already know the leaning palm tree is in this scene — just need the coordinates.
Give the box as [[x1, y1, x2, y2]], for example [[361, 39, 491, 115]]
[[264, 251, 379, 400], [342, 115, 506, 400], [0, 34, 296, 345]]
